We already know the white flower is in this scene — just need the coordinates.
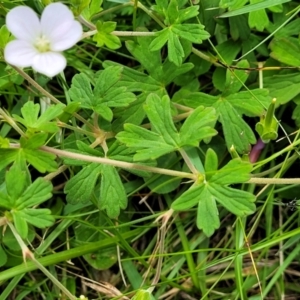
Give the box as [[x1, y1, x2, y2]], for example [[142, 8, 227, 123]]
[[4, 3, 83, 77]]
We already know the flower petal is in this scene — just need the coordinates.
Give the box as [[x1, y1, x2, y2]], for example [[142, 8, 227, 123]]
[[32, 52, 66, 77], [6, 6, 41, 42], [4, 40, 37, 67], [41, 3, 82, 51]]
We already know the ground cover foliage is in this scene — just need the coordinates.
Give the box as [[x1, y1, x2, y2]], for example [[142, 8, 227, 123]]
[[1, 0, 300, 299]]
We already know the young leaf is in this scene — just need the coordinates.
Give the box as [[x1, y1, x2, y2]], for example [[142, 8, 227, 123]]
[[93, 21, 121, 49], [13, 101, 64, 133], [99, 164, 127, 218]]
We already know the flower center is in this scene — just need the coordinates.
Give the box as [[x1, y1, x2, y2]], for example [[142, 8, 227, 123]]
[[34, 35, 51, 52]]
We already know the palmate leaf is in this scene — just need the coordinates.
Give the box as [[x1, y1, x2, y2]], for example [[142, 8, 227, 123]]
[[69, 66, 136, 121], [172, 149, 255, 236], [93, 21, 121, 49], [64, 160, 127, 218], [1, 161, 55, 239], [12, 208, 55, 239], [125, 37, 194, 84], [13, 101, 64, 133], [0, 136, 57, 173], [182, 89, 271, 153], [149, 0, 209, 66], [117, 93, 218, 160]]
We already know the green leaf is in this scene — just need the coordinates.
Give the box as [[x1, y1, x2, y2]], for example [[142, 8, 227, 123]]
[[149, 28, 169, 51], [23, 148, 58, 173], [263, 73, 300, 105], [99, 164, 127, 218], [103, 60, 163, 96], [209, 159, 252, 184], [13, 212, 28, 239], [16, 178, 53, 209], [269, 37, 300, 67], [172, 149, 255, 236], [172, 184, 204, 210], [208, 184, 256, 216], [117, 124, 176, 161], [204, 148, 218, 180], [217, 100, 256, 153], [20, 133, 48, 149], [69, 73, 93, 106], [13, 102, 64, 133], [0, 192, 12, 209], [171, 24, 210, 43], [15, 208, 55, 228], [20, 101, 39, 127], [166, 0, 179, 24], [6, 158, 30, 202], [132, 290, 152, 300], [0, 25, 10, 49], [0, 245, 7, 267], [177, 6, 199, 23], [168, 31, 184, 66], [144, 94, 180, 146], [182, 89, 271, 153], [223, 60, 250, 94], [126, 38, 193, 85], [0, 149, 18, 171], [226, 89, 271, 116], [93, 21, 121, 49], [218, 0, 291, 17], [248, 5, 269, 31], [179, 106, 218, 146], [65, 163, 102, 203], [69, 67, 136, 121], [197, 189, 220, 237], [112, 96, 146, 132]]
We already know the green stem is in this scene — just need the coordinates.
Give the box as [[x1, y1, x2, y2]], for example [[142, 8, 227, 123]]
[[0, 228, 143, 282]]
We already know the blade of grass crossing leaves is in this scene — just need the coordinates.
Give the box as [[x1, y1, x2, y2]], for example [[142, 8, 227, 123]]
[[218, 0, 291, 18]]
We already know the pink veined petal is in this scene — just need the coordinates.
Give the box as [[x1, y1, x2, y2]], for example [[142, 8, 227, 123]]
[[41, 3, 82, 51], [4, 40, 38, 67], [32, 52, 66, 77], [49, 21, 82, 51], [6, 6, 41, 42]]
